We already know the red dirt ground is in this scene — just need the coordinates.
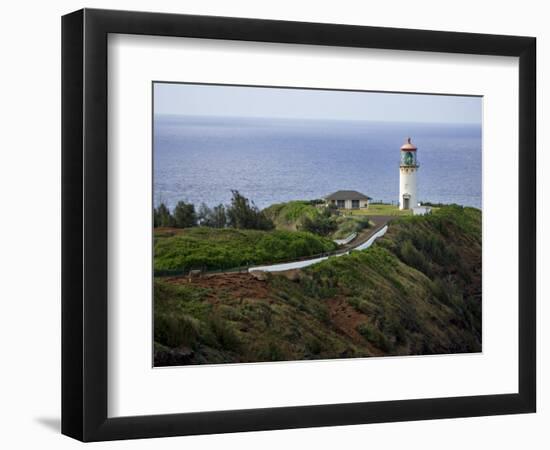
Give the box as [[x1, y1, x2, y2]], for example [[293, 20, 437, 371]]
[[166, 272, 272, 305]]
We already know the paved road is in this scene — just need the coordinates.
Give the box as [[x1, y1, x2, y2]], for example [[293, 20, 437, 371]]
[[249, 216, 393, 273], [339, 215, 393, 251]]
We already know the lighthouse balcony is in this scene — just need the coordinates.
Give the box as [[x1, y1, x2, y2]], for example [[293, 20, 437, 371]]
[[399, 164, 419, 172], [399, 160, 419, 168]]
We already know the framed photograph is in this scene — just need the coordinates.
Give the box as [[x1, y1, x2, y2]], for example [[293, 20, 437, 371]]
[[62, 8, 536, 441]]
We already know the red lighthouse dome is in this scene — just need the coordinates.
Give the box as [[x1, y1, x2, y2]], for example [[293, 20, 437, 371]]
[[400, 137, 417, 151]]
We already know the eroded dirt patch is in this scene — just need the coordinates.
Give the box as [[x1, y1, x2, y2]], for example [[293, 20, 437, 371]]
[[326, 297, 365, 342], [326, 297, 384, 356], [166, 272, 272, 304]]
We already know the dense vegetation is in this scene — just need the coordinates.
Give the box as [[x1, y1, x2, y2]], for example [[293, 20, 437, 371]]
[[264, 200, 371, 238], [263, 200, 321, 230], [154, 205, 482, 365], [154, 227, 337, 272], [154, 190, 274, 231]]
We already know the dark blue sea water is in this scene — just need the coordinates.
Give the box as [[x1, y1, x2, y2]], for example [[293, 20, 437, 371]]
[[154, 115, 482, 210]]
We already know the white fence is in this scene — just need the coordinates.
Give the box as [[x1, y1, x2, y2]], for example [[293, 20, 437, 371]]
[[353, 225, 388, 251], [249, 225, 388, 273], [333, 232, 358, 246]]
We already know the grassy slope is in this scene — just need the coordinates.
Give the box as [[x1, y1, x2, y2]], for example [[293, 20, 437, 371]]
[[154, 205, 482, 365], [263, 200, 371, 239], [154, 227, 337, 272], [263, 201, 320, 231], [331, 215, 371, 239], [349, 203, 441, 216], [348, 203, 411, 216]]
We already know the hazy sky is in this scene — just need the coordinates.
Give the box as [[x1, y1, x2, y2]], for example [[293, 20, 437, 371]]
[[154, 82, 482, 124]]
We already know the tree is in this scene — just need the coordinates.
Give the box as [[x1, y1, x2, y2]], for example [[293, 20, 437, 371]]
[[211, 203, 227, 228], [197, 203, 227, 228], [173, 201, 197, 228], [197, 203, 213, 226], [154, 203, 174, 227], [226, 190, 274, 230]]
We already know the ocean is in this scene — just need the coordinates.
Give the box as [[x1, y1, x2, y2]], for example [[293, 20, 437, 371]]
[[153, 115, 482, 210]]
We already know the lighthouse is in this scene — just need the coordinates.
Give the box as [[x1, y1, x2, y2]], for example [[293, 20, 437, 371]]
[[399, 137, 419, 210]]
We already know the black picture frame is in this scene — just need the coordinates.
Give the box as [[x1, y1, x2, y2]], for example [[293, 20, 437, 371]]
[[62, 8, 536, 442]]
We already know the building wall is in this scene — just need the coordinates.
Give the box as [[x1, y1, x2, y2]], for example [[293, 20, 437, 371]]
[[399, 167, 418, 210], [327, 199, 369, 209], [343, 199, 369, 209]]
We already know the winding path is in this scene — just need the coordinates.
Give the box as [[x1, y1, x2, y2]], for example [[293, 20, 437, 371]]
[[249, 216, 392, 273]]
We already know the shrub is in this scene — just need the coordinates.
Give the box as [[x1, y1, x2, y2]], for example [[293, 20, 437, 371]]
[[300, 214, 338, 236], [399, 239, 431, 276], [347, 296, 372, 315], [356, 322, 392, 352], [305, 336, 323, 355], [154, 312, 200, 348], [254, 340, 285, 361], [209, 315, 242, 352], [430, 277, 452, 305], [355, 217, 371, 231]]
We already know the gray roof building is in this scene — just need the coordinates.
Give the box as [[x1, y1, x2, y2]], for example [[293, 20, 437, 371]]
[[324, 190, 371, 210], [324, 190, 371, 201]]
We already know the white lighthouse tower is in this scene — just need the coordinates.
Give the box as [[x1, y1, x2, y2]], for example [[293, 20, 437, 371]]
[[399, 137, 419, 210]]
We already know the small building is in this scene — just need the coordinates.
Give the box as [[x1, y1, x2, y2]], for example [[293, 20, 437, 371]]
[[324, 190, 371, 210], [412, 206, 432, 216]]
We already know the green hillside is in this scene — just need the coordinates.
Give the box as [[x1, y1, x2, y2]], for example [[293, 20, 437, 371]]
[[263, 200, 371, 239], [154, 205, 482, 365], [263, 201, 320, 230], [154, 226, 337, 272]]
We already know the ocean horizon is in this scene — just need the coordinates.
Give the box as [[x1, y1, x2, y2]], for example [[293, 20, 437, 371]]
[[153, 114, 482, 210]]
